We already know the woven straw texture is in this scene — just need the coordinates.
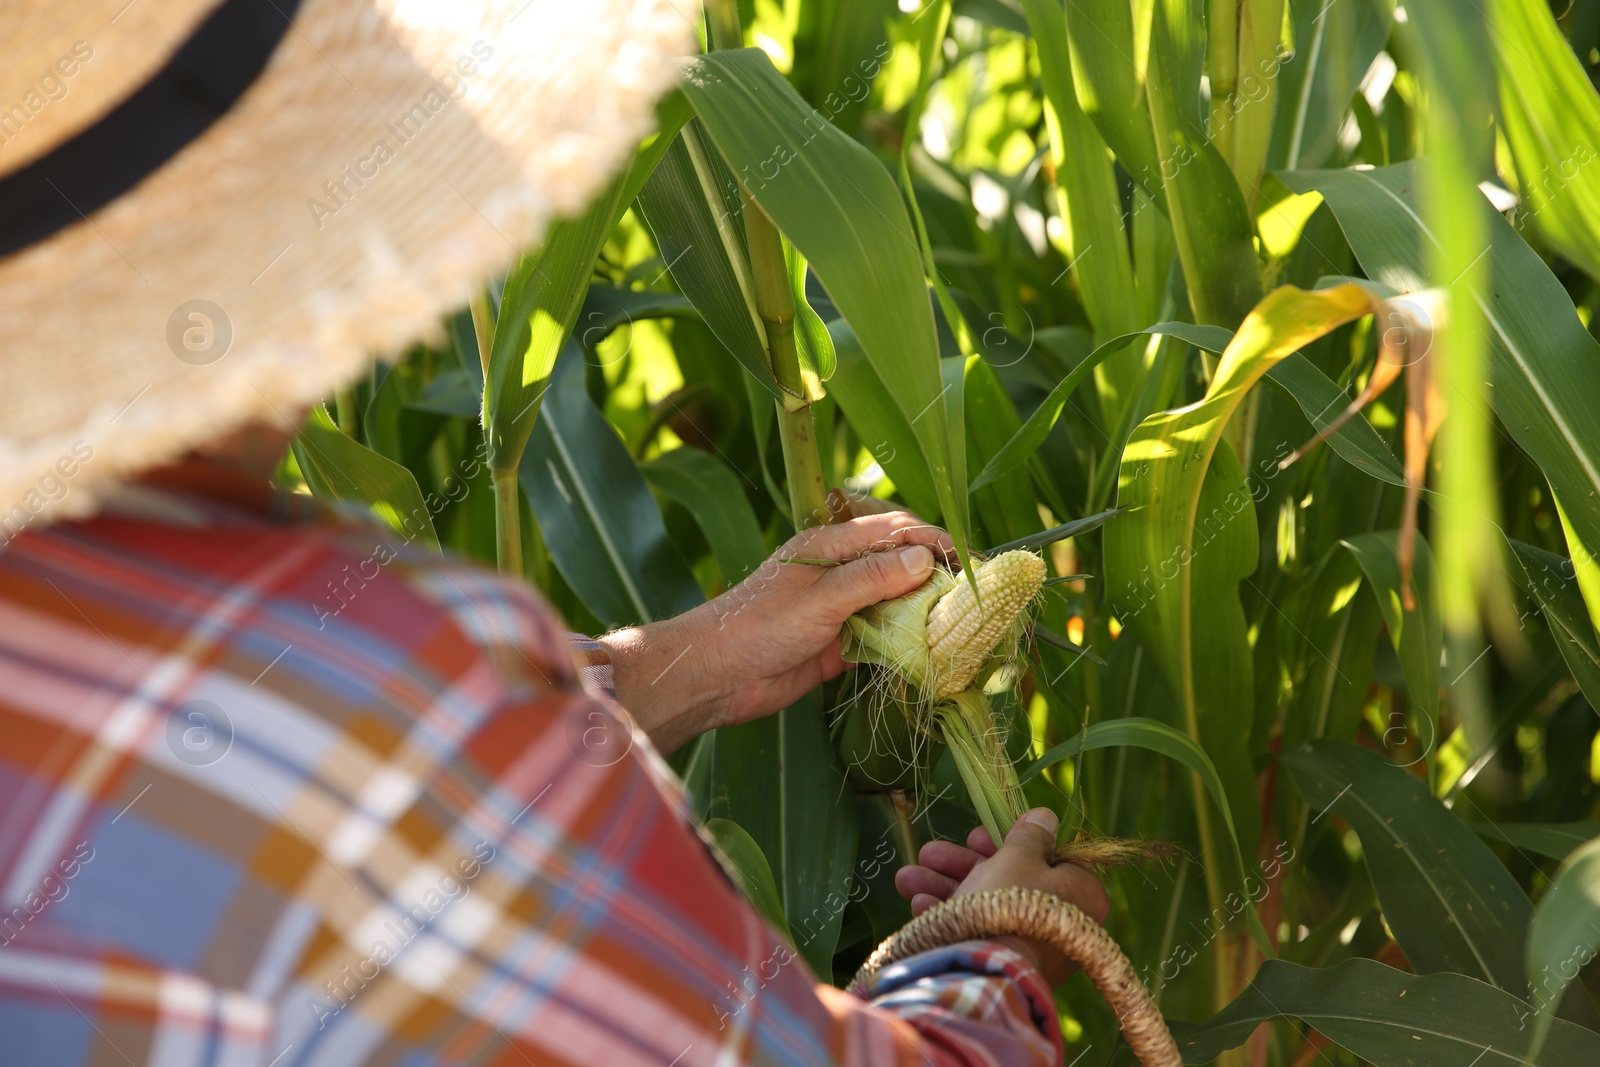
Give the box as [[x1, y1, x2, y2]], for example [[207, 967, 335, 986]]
[[0, 0, 696, 529], [852, 887, 1182, 1067]]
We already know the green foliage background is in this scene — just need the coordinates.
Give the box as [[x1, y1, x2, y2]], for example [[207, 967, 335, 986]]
[[283, 0, 1600, 1062]]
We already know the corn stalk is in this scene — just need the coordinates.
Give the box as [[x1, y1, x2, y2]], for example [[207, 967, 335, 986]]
[[707, 0, 829, 529]]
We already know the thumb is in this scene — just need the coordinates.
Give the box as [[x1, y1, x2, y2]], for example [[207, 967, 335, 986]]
[[997, 807, 1059, 860], [820, 544, 937, 619]]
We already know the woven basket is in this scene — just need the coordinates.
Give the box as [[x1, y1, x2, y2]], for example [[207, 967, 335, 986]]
[[850, 887, 1182, 1067]]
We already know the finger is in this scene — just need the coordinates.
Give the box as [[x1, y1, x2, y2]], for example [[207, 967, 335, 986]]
[[916, 840, 986, 880], [784, 512, 954, 565], [815, 543, 939, 620], [966, 826, 999, 856], [995, 807, 1059, 862], [895, 864, 960, 902], [911, 892, 943, 916]]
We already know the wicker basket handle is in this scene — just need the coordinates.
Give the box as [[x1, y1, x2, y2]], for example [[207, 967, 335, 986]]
[[850, 887, 1182, 1067]]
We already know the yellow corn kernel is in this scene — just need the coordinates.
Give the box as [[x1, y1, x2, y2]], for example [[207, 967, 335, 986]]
[[926, 550, 1046, 699]]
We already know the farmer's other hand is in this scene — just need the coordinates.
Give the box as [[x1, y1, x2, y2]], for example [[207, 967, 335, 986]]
[[893, 808, 1109, 986], [599, 510, 953, 752]]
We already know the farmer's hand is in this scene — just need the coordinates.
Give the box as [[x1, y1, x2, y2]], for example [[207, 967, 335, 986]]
[[599, 510, 953, 752], [894, 808, 1110, 987]]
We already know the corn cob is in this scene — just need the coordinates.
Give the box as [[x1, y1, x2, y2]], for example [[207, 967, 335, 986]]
[[926, 550, 1046, 699], [839, 549, 1045, 703], [838, 548, 1173, 869]]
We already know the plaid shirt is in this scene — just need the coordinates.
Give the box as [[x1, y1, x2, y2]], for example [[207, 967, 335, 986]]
[[0, 468, 1062, 1067]]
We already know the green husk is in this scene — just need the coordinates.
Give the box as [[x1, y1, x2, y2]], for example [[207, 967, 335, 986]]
[[839, 567, 956, 701], [934, 690, 1028, 847]]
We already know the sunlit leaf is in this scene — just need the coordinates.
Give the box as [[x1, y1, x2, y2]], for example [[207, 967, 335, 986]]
[[1491, 0, 1600, 281], [635, 123, 782, 397], [1281, 163, 1600, 632], [293, 405, 439, 551], [679, 48, 971, 564], [1106, 283, 1389, 875], [970, 322, 1233, 491], [1526, 834, 1600, 1054]]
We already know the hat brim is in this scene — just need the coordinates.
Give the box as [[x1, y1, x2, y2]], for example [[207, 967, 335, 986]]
[[0, 0, 696, 529]]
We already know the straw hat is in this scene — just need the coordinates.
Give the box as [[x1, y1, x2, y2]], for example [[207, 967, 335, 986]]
[[0, 0, 697, 532]]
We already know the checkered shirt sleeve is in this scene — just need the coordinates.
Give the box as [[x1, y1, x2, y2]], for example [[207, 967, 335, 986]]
[[0, 496, 1062, 1066]]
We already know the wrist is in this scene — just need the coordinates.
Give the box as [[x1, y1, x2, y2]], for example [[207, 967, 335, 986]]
[[597, 609, 730, 753]]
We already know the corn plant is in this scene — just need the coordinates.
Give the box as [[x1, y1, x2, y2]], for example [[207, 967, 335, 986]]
[[282, 0, 1600, 1062]]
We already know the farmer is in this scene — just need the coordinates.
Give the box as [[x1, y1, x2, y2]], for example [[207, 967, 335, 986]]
[[0, 1, 1106, 1065]]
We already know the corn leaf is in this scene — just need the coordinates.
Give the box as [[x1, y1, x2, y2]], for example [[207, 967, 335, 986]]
[[1470, 821, 1600, 862], [1028, 625, 1106, 664], [1343, 530, 1443, 724], [1277, 550, 1384, 751], [780, 691, 860, 974], [679, 48, 971, 565], [1526, 835, 1600, 1055], [364, 362, 445, 473], [1280, 163, 1600, 627], [1490, 0, 1600, 281], [1021, 715, 1272, 953], [742, 374, 792, 519], [970, 322, 1233, 492], [576, 287, 698, 342], [482, 94, 689, 474], [485, 188, 625, 473], [703, 817, 789, 934], [293, 405, 439, 551], [1022, 0, 1138, 363], [1270, 0, 1394, 170], [1172, 957, 1600, 1065], [1282, 739, 1531, 992], [1509, 539, 1600, 713], [826, 320, 941, 520], [1059, 0, 1162, 194], [634, 123, 783, 397], [642, 447, 769, 585], [1145, 0, 1264, 326], [519, 350, 703, 627], [964, 356, 1045, 548], [1106, 283, 1387, 871], [1262, 351, 1406, 486], [412, 370, 482, 419], [785, 238, 836, 383], [983, 507, 1123, 555]]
